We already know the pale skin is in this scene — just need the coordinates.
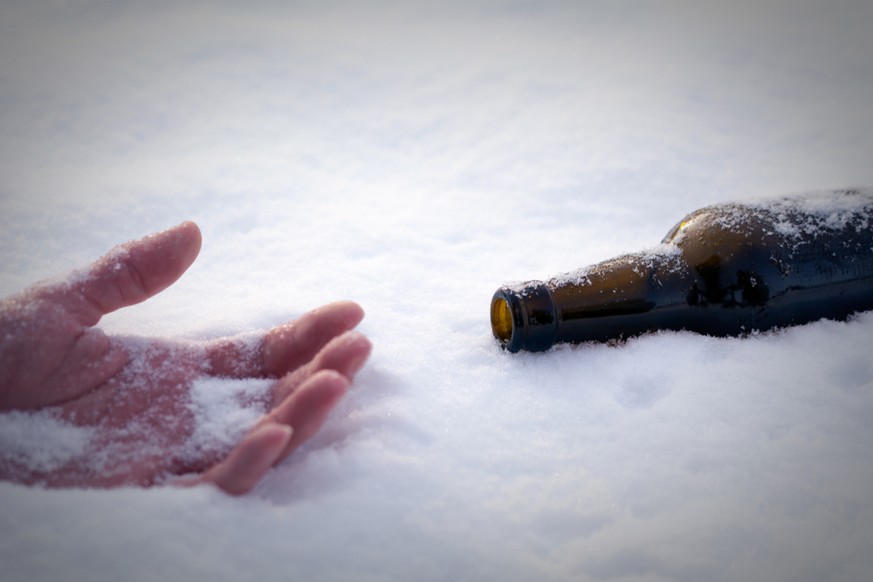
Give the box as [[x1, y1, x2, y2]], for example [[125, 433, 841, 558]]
[[0, 221, 372, 495]]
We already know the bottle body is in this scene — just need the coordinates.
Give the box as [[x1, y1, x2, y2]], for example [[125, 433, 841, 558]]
[[491, 189, 873, 352]]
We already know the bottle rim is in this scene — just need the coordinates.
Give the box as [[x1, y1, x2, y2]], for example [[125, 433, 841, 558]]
[[491, 284, 557, 352]]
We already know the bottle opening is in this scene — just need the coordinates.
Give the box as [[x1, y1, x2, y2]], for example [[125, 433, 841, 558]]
[[491, 296, 514, 343]]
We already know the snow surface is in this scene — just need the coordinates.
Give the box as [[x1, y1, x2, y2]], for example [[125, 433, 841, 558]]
[[2, 1, 873, 580]]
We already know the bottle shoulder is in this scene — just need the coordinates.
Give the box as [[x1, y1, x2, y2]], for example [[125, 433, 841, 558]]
[[663, 188, 873, 252], [662, 189, 873, 304]]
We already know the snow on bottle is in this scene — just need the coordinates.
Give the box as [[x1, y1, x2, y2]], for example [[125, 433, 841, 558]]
[[490, 188, 873, 352]]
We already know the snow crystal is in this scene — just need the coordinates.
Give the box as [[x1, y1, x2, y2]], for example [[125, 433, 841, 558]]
[[752, 188, 873, 239], [0, 410, 94, 477], [551, 243, 685, 287], [181, 376, 272, 464]]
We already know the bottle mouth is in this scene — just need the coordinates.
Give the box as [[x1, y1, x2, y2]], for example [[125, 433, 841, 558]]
[[490, 283, 557, 352], [491, 297, 514, 343]]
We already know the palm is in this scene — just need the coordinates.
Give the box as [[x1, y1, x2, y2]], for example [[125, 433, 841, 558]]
[[0, 222, 371, 494], [51, 337, 213, 488]]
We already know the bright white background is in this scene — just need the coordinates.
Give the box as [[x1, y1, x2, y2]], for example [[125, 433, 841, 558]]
[[2, 1, 873, 581]]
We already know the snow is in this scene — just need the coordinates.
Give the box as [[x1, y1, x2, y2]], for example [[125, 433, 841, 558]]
[[2, 1, 873, 580], [0, 410, 94, 478], [182, 375, 272, 465]]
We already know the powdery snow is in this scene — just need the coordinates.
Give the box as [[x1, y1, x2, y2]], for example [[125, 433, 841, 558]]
[[2, 2, 873, 581]]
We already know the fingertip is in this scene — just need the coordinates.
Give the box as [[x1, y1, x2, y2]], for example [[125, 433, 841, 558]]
[[340, 300, 365, 326], [197, 422, 294, 496], [307, 368, 352, 398], [177, 219, 201, 233], [341, 330, 373, 377], [179, 219, 202, 241], [245, 424, 295, 480], [317, 300, 366, 329], [257, 422, 295, 449], [146, 220, 201, 275], [168, 220, 202, 268], [266, 369, 350, 463], [271, 368, 350, 424], [327, 329, 373, 374]]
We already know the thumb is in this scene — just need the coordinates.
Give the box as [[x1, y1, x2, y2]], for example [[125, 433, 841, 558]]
[[65, 221, 202, 326]]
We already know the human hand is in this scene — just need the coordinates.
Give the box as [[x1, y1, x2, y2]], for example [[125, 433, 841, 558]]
[[0, 222, 371, 494]]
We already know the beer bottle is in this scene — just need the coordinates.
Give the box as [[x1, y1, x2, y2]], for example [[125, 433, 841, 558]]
[[491, 189, 873, 352]]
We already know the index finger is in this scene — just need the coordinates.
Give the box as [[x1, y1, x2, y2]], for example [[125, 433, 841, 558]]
[[205, 300, 366, 379]]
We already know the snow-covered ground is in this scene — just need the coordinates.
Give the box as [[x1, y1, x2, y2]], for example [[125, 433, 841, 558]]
[[2, 2, 873, 580]]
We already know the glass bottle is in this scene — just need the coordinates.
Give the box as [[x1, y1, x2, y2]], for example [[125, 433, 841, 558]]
[[491, 189, 873, 352]]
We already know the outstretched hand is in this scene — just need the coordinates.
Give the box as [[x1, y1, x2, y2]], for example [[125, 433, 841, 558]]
[[0, 222, 371, 494]]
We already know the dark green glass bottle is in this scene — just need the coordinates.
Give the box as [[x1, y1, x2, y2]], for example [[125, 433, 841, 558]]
[[491, 189, 873, 352]]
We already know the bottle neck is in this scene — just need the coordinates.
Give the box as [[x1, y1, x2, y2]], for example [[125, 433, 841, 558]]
[[491, 248, 687, 352]]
